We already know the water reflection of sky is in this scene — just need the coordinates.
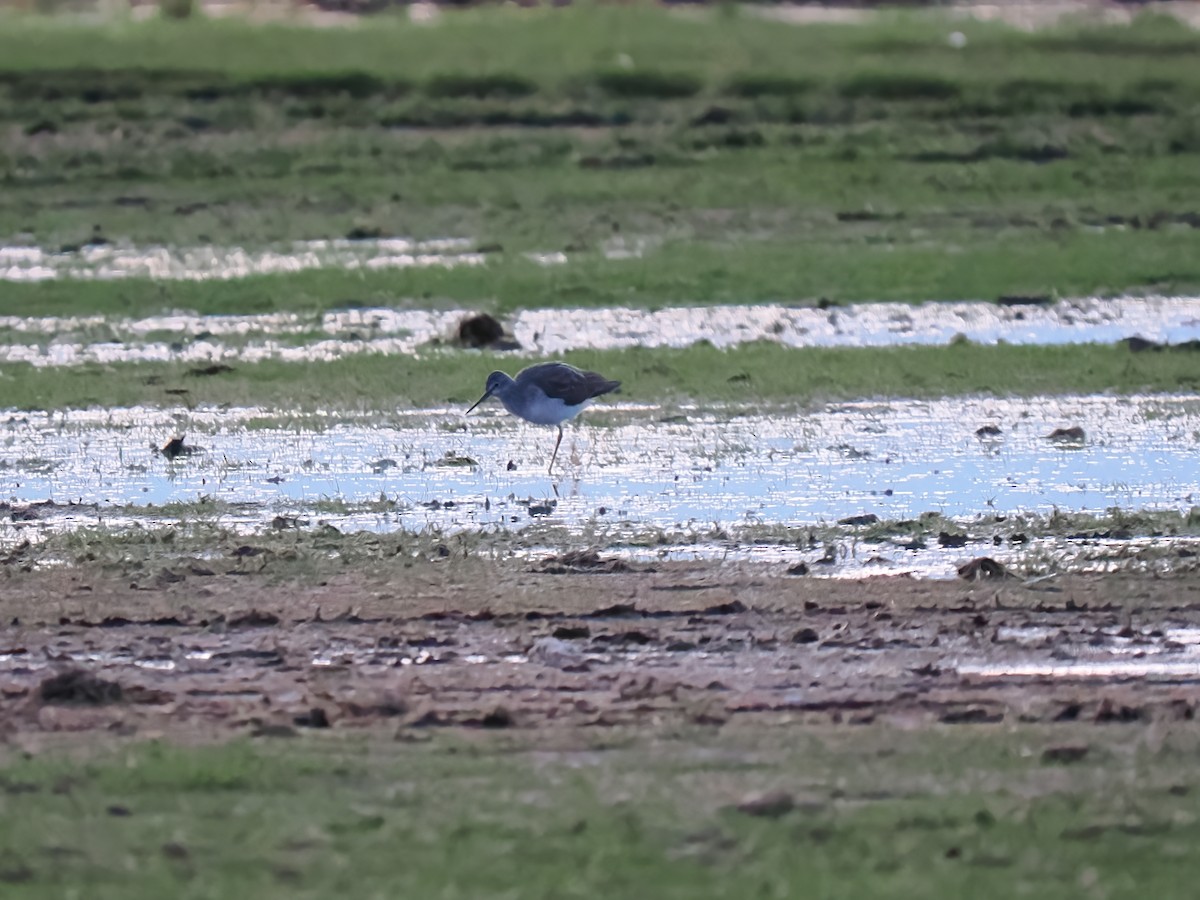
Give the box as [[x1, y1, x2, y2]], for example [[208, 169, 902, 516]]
[[1, 394, 1195, 542], [0, 298, 1198, 367]]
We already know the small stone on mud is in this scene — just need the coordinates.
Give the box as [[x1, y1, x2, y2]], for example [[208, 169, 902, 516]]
[[294, 708, 331, 729], [793, 628, 819, 644], [1042, 744, 1089, 764], [593, 630, 654, 646], [39, 669, 124, 706], [1054, 703, 1083, 722], [938, 532, 969, 548], [734, 790, 795, 819], [702, 600, 748, 616], [787, 562, 810, 576], [552, 625, 591, 640], [530, 636, 588, 669], [226, 609, 280, 628], [480, 706, 514, 729]]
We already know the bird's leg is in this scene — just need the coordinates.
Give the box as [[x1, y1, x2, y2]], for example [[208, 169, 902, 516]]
[[548, 425, 564, 476]]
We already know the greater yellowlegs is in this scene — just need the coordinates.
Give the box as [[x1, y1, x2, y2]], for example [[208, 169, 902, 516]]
[[465, 362, 620, 474]]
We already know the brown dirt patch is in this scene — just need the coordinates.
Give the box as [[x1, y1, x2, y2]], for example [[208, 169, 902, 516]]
[[3, 561, 1199, 741]]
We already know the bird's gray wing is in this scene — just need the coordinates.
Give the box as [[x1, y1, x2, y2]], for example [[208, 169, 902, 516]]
[[522, 363, 621, 406]]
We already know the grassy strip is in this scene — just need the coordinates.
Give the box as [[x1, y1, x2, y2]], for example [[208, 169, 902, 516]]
[[1, 341, 1196, 412], [14, 510, 1198, 588], [2, 7, 1198, 84], [8, 230, 1200, 318], [0, 10, 1198, 256], [5, 126, 1198, 250], [2, 726, 1199, 898]]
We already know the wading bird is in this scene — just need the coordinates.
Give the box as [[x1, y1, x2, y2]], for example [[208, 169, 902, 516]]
[[465, 362, 621, 475]]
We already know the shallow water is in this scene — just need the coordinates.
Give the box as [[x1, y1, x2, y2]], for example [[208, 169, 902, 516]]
[[1, 394, 1196, 576], [1, 296, 1198, 366], [959, 626, 1200, 680], [0, 238, 486, 282]]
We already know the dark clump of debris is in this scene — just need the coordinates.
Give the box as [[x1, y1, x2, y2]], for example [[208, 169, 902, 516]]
[[1122, 336, 1200, 353], [734, 790, 796, 819], [838, 513, 879, 527], [293, 708, 331, 729], [479, 706, 515, 729], [1, 499, 65, 523], [1046, 426, 1086, 443], [456, 313, 521, 350], [996, 295, 1053, 307], [957, 557, 1012, 581], [226, 609, 281, 628], [187, 364, 235, 377], [39, 669, 124, 706], [1042, 744, 1089, 764], [538, 548, 631, 574], [160, 436, 199, 460]]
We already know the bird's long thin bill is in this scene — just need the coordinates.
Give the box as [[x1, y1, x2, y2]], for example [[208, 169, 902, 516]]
[[465, 390, 493, 415]]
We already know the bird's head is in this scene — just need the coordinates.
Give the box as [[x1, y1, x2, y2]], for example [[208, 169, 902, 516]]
[[465, 371, 510, 414]]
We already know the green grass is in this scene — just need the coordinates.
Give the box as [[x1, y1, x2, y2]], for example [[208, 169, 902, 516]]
[[2, 6, 1199, 84], [2, 725, 1200, 899], [13, 505, 1197, 587], [0, 6, 1198, 308], [0, 341, 1196, 412], [6, 228, 1200, 317]]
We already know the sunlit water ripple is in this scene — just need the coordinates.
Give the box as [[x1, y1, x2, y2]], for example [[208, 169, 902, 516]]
[[1, 394, 1196, 577]]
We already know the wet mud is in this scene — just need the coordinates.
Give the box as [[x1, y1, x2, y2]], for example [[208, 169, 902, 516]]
[[3, 564, 1199, 738]]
